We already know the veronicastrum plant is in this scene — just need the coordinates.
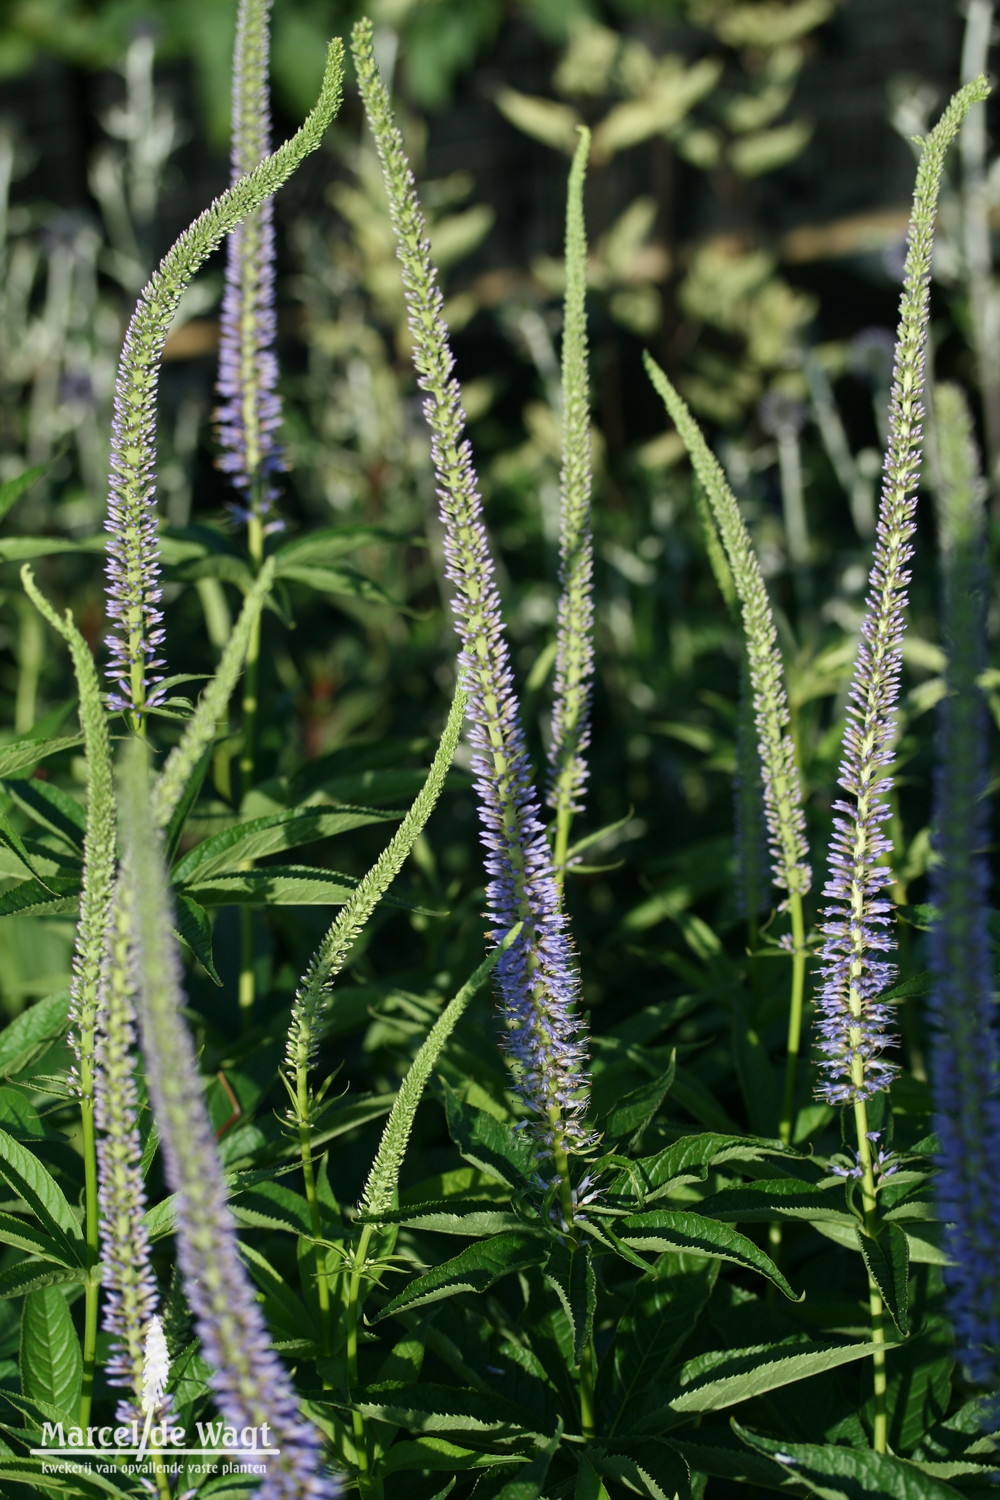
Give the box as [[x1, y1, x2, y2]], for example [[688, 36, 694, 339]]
[[0, 11, 997, 1500]]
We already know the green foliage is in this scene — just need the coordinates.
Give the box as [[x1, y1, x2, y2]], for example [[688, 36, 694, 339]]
[[0, 14, 997, 1500]]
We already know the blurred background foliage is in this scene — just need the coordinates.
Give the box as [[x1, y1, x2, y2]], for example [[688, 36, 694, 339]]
[[0, 0, 996, 1149]]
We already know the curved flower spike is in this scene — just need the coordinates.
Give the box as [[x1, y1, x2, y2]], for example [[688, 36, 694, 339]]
[[813, 76, 990, 1107], [215, 0, 285, 532], [118, 741, 338, 1499], [105, 37, 343, 728], [352, 19, 594, 1183]]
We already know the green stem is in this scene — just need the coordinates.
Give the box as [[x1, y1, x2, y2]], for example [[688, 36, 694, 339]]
[[14, 599, 43, 737], [295, 1067, 334, 1364], [77, 1080, 100, 1428], [347, 1222, 376, 1496], [553, 805, 573, 894], [238, 507, 265, 1031], [778, 892, 807, 1146], [579, 1332, 596, 1442], [851, 1087, 888, 1451]]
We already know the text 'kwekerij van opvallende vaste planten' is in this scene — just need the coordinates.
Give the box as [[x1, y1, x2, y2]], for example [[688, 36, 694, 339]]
[[0, 2, 997, 1497]]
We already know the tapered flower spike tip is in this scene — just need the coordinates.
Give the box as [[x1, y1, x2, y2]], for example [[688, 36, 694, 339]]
[[548, 125, 595, 854], [813, 75, 989, 1108], [645, 353, 810, 911], [352, 17, 594, 1179], [118, 740, 339, 1496], [104, 37, 343, 729], [141, 1316, 169, 1417], [215, 0, 285, 530], [927, 380, 1000, 1395]]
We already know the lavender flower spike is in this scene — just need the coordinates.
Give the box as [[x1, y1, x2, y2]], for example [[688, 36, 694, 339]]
[[95, 884, 161, 1414], [353, 20, 593, 1175], [927, 381, 1000, 1392], [215, 0, 285, 531], [118, 740, 338, 1500], [813, 76, 990, 1107], [104, 38, 344, 727]]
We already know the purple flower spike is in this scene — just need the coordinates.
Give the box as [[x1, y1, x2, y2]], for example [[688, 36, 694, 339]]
[[811, 80, 990, 1107], [353, 21, 593, 1167], [119, 744, 339, 1498], [214, 0, 285, 529], [104, 316, 168, 722], [95, 887, 161, 1413]]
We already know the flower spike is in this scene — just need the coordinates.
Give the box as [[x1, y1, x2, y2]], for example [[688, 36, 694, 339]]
[[118, 740, 338, 1499], [215, 0, 285, 530], [812, 76, 990, 1107], [547, 127, 595, 869], [104, 36, 344, 727], [352, 19, 593, 1177]]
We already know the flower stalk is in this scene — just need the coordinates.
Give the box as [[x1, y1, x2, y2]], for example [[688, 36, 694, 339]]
[[103, 35, 343, 731], [547, 127, 595, 881], [811, 77, 989, 1453], [645, 356, 811, 1146], [353, 18, 594, 1216], [118, 738, 338, 1499]]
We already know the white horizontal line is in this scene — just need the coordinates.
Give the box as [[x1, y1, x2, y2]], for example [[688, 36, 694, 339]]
[[30, 1449, 280, 1457]]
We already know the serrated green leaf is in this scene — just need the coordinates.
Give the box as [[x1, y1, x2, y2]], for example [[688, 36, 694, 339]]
[[171, 804, 397, 883], [162, 747, 212, 864], [576, 1455, 613, 1499], [0, 808, 57, 892], [0, 1458, 137, 1496], [173, 894, 222, 985], [2, 779, 87, 851], [0, 736, 84, 780], [355, 1203, 521, 1236], [275, 562, 407, 611], [0, 1262, 87, 1298], [443, 1085, 536, 1190], [181, 864, 359, 907], [695, 1178, 856, 1225], [492, 1425, 562, 1499], [0, 992, 71, 1078], [610, 1209, 797, 1298], [20, 1285, 82, 1415], [544, 1242, 596, 1366], [595, 1447, 686, 1500], [604, 1255, 717, 1435], [734, 1421, 970, 1499], [353, 1381, 544, 1449], [813, 1217, 949, 1266], [610, 1133, 798, 1204], [0, 460, 53, 521], [668, 1429, 799, 1492], [0, 536, 106, 563], [857, 1221, 910, 1335], [167, 553, 254, 587], [273, 522, 412, 567], [380, 1436, 518, 1474], [603, 1054, 676, 1146], [0, 1127, 86, 1263], [0, 1212, 79, 1264], [0, 874, 79, 917], [375, 1233, 547, 1320], [237, 1241, 315, 1341], [634, 1340, 881, 1427], [230, 1181, 314, 1236]]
